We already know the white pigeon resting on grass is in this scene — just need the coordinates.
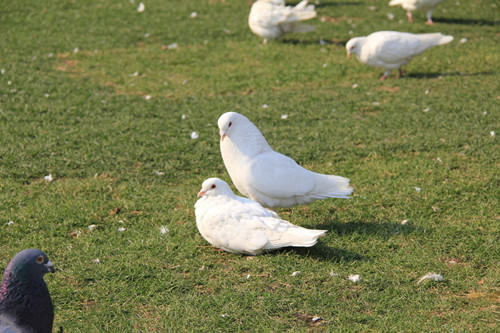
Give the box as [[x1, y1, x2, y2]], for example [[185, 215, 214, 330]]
[[346, 31, 453, 80], [248, 0, 317, 43], [195, 178, 327, 255], [389, 0, 444, 25], [218, 112, 353, 208]]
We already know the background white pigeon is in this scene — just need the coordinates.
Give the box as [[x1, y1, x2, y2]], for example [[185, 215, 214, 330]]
[[346, 31, 453, 80], [195, 178, 327, 255], [389, 0, 444, 25], [248, 0, 317, 43], [218, 112, 353, 208]]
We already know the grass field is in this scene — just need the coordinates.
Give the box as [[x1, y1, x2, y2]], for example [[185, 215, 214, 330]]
[[0, 0, 499, 331]]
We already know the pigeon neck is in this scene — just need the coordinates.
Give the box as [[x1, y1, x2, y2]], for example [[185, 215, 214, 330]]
[[229, 126, 271, 157], [0, 269, 48, 299]]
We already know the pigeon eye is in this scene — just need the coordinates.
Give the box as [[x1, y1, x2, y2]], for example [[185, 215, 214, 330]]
[[211, 184, 216, 189], [36, 256, 44, 264], [228, 121, 232, 127]]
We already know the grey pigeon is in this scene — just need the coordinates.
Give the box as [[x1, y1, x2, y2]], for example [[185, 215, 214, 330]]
[[218, 112, 353, 208], [0, 249, 55, 333]]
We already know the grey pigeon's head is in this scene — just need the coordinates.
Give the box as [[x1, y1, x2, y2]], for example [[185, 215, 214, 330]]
[[197, 178, 235, 198], [3, 249, 55, 282]]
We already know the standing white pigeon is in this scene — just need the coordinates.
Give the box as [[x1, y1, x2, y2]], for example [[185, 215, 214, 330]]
[[389, 0, 444, 25], [346, 31, 453, 80], [248, 0, 317, 43], [218, 112, 353, 208], [195, 177, 327, 255]]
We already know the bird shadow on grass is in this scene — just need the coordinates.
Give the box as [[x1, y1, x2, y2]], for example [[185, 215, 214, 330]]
[[281, 38, 348, 46], [433, 17, 499, 26], [406, 71, 499, 79], [315, 1, 364, 8], [269, 243, 364, 262], [315, 220, 418, 240]]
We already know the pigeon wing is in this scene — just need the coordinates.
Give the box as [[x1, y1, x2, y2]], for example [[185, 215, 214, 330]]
[[248, 151, 315, 199], [372, 32, 425, 64]]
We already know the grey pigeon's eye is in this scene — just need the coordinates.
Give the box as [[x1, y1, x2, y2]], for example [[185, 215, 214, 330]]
[[211, 184, 216, 189], [36, 256, 44, 264], [228, 121, 232, 127]]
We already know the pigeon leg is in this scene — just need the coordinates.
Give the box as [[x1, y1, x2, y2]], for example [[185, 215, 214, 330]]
[[425, 10, 434, 25], [406, 11, 413, 22], [398, 69, 405, 78], [379, 71, 391, 81]]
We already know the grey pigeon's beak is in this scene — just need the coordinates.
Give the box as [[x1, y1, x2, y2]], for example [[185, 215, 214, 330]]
[[45, 261, 55, 273], [197, 191, 205, 198], [347, 52, 351, 59]]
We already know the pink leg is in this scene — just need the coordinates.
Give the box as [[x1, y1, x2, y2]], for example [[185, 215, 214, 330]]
[[425, 10, 434, 25], [380, 71, 391, 81], [406, 11, 414, 22], [398, 69, 405, 78]]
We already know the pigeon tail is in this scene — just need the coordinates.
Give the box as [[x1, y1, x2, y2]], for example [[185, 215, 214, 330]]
[[388, 0, 405, 6], [416, 33, 453, 49], [311, 174, 353, 199], [267, 225, 327, 249], [290, 0, 316, 22]]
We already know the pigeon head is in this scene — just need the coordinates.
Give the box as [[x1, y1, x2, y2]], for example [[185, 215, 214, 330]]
[[346, 37, 364, 58], [217, 112, 270, 156], [217, 112, 244, 142], [3, 249, 54, 282], [197, 178, 234, 198]]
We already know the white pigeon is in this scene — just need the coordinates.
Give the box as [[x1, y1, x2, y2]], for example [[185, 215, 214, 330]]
[[346, 31, 453, 80], [389, 0, 444, 25], [195, 177, 327, 255], [248, 0, 317, 43], [218, 112, 353, 208]]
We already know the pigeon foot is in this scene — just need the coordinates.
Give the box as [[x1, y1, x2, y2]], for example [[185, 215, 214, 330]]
[[406, 12, 413, 22]]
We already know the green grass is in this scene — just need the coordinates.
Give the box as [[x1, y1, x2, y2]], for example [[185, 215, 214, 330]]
[[0, 0, 499, 331]]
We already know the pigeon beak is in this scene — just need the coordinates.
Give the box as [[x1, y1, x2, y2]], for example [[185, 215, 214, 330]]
[[45, 261, 55, 273], [347, 53, 351, 59], [197, 191, 205, 198], [219, 129, 227, 141]]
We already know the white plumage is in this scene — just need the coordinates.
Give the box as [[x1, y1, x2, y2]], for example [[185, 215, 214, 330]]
[[346, 31, 453, 80], [248, 0, 317, 43], [389, 0, 444, 25], [195, 178, 327, 255], [218, 112, 353, 208]]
